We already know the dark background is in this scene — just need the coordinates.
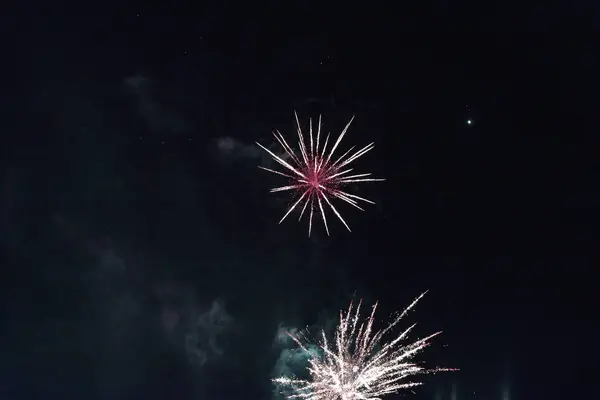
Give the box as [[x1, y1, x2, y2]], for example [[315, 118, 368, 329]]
[[2, 2, 596, 400]]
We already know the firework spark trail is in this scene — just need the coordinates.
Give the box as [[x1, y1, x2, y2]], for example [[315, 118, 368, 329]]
[[256, 112, 384, 236], [273, 292, 455, 400]]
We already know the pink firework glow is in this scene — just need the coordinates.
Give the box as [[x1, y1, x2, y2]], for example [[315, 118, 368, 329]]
[[256, 112, 384, 236]]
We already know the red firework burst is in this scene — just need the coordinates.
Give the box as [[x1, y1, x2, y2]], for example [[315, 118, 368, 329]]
[[257, 112, 384, 236]]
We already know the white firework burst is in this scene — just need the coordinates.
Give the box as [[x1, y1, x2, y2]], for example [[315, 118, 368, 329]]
[[256, 112, 384, 236], [273, 292, 455, 400]]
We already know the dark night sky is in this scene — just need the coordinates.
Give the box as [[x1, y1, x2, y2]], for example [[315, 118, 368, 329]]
[[1, 2, 597, 400]]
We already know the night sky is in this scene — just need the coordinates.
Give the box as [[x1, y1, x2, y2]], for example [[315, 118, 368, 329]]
[[2, 3, 596, 400]]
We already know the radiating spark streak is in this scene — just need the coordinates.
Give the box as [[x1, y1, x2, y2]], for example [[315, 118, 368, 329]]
[[325, 115, 355, 165], [295, 112, 310, 166], [325, 168, 354, 181], [322, 191, 351, 232], [338, 178, 386, 184], [299, 198, 309, 221], [279, 190, 309, 224], [338, 190, 374, 205], [256, 142, 305, 179], [309, 117, 314, 160], [308, 197, 314, 236], [331, 192, 365, 211], [317, 197, 329, 236], [259, 166, 296, 179], [329, 146, 356, 169], [271, 185, 304, 193], [337, 144, 376, 170], [273, 130, 302, 166], [316, 115, 322, 160], [318, 133, 330, 171], [257, 112, 384, 236], [273, 293, 456, 400]]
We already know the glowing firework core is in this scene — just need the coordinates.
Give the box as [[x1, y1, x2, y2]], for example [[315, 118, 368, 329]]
[[257, 112, 384, 236]]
